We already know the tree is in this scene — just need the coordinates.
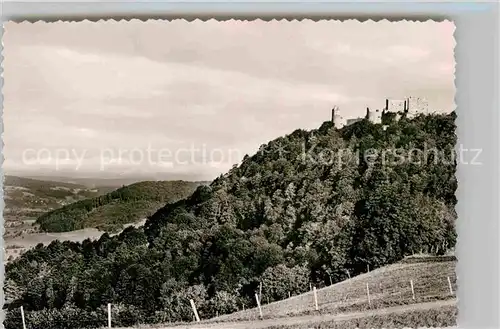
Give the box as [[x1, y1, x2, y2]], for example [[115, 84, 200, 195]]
[[260, 264, 309, 301]]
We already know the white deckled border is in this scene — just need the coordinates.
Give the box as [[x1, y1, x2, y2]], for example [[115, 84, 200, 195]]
[[1, 3, 499, 329]]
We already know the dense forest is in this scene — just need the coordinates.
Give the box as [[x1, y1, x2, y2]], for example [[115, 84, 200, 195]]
[[35, 181, 203, 232], [4, 112, 457, 329]]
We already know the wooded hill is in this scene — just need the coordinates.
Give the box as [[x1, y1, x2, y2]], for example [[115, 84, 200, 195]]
[[35, 181, 203, 232], [4, 112, 457, 329]]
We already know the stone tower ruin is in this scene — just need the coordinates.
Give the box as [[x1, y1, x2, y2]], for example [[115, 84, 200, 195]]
[[331, 106, 346, 129], [366, 107, 382, 124], [406, 96, 429, 118]]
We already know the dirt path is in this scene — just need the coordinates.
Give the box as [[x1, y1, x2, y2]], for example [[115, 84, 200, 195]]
[[125, 299, 457, 329]]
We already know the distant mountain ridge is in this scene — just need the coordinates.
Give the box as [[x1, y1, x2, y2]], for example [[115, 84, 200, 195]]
[[35, 180, 204, 232], [17, 174, 211, 188]]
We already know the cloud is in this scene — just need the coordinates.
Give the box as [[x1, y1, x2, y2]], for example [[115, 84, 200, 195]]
[[3, 20, 456, 181], [388, 45, 431, 62]]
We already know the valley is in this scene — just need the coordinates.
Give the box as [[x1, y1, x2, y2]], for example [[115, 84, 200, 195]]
[[3, 175, 202, 262]]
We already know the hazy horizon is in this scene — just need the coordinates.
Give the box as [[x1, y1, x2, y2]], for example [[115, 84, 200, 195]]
[[3, 20, 456, 181]]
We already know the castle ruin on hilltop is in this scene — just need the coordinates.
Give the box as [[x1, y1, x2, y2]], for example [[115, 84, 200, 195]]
[[331, 96, 429, 128]]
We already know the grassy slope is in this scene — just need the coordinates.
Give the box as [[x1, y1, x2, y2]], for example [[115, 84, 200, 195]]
[[113, 303, 457, 329], [35, 180, 204, 232], [211, 257, 456, 322], [270, 304, 457, 329], [118, 257, 457, 329]]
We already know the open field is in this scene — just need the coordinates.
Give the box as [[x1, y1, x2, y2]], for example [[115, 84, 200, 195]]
[[3, 219, 147, 263]]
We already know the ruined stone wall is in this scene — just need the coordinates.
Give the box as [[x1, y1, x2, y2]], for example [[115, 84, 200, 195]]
[[346, 117, 363, 126], [387, 99, 406, 113]]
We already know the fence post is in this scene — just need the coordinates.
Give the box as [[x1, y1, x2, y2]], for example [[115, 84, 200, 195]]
[[410, 280, 415, 300], [255, 293, 263, 319], [189, 299, 200, 322], [447, 276, 454, 295], [367, 264, 370, 273], [107, 303, 111, 328], [329, 275, 333, 286], [313, 286, 319, 311], [346, 269, 351, 279], [288, 291, 291, 298], [20, 306, 26, 329], [366, 283, 371, 306]]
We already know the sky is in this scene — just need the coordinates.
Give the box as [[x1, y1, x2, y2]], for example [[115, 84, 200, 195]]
[[3, 19, 456, 181]]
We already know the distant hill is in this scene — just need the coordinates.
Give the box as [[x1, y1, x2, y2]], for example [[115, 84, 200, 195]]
[[22, 174, 211, 188], [35, 180, 204, 232], [22, 175, 159, 189], [3, 175, 109, 222]]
